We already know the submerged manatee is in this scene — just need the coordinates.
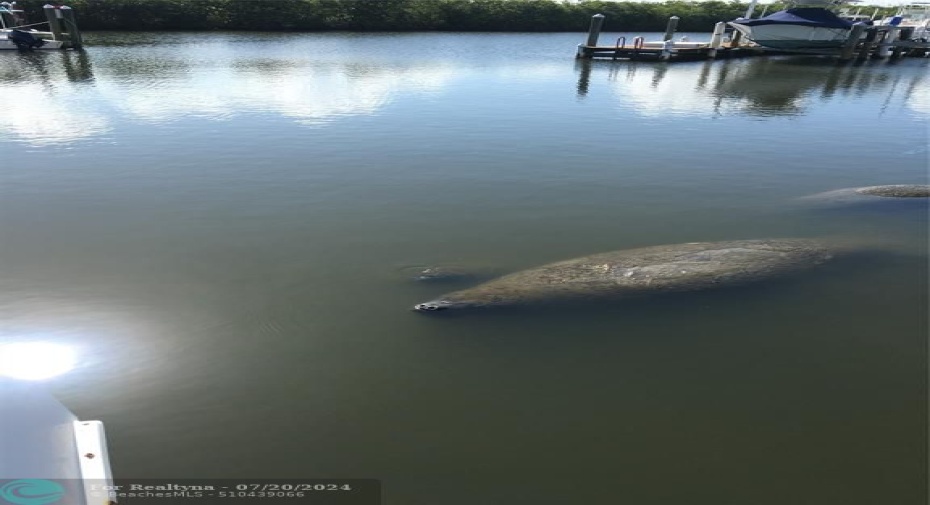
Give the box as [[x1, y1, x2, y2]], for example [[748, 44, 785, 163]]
[[413, 239, 835, 312], [800, 184, 930, 207]]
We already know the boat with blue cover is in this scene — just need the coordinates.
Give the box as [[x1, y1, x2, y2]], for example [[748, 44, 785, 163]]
[[729, 4, 855, 50]]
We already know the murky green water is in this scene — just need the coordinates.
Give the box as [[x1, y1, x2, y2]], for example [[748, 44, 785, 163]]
[[2, 32, 927, 504]]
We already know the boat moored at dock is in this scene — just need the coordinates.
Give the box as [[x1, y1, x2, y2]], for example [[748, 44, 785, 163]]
[[0, 2, 82, 50], [874, 2, 930, 41], [729, 7, 855, 50]]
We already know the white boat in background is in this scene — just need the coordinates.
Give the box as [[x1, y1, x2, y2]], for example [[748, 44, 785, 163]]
[[729, 2, 856, 51], [0, 2, 77, 50], [875, 3, 930, 41]]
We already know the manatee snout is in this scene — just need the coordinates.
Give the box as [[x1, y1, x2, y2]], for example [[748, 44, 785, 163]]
[[413, 299, 457, 312], [413, 299, 475, 312], [414, 302, 446, 312]]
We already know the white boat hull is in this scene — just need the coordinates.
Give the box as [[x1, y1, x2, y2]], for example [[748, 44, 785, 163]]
[[0, 30, 63, 50], [730, 23, 851, 49], [876, 4, 930, 40], [0, 39, 64, 50], [878, 21, 930, 41]]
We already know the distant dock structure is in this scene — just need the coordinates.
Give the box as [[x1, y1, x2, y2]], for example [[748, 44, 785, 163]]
[[575, 12, 930, 62], [576, 14, 760, 61], [0, 3, 83, 50]]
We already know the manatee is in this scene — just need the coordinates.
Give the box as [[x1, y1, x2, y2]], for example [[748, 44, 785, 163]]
[[799, 184, 930, 206], [413, 238, 836, 312]]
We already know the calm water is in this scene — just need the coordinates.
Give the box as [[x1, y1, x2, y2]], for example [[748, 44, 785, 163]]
[[2, 32, 928, 504]]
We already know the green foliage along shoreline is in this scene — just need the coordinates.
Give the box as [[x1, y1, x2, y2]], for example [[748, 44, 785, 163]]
[[15, 0, 896, 32]]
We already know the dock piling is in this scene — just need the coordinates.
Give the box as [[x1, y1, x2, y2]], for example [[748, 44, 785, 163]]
[[891, 39, 906, 59], [576, 13, 605, 58], [840, 23, 868, 61], [585, 14, 605, 48], [728, 30, 743, 48], [876, 27, 899, 58], [663, 16, 680, 42], [59, 6, 82, 49], [43, 4, 63, 41], [708, 22, 726, 58], [660, 40, 675, 60], [858, 28, 879, 61]]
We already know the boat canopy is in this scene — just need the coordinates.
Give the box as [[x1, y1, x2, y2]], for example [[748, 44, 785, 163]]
[[733, 8, 855, 29]]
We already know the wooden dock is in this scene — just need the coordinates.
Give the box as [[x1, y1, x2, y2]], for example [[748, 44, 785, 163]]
[[577, 40, 763, 61], [575, 15, 759, 62], [575, 13, 930, 63]]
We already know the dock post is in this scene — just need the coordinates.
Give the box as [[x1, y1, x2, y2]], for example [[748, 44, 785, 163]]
[[585, 14, 605, 48], [857, 27, 878, 61], [891, 37, 906, 59], [43, 4, 63, 41], [876, 27, 899, 58], [840, 23, 868, 61], [663, 16, 679, 42], [729, 30, 743, 48], [660, 39, 674, 61], [708, 22, 726, 58], [59, 5, 82, 49]]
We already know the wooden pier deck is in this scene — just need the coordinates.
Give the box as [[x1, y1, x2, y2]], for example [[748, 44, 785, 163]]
[[577, 41, 762, 61]]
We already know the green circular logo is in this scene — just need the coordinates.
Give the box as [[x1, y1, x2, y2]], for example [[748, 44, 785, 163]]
[[0, 480, 65, 505]]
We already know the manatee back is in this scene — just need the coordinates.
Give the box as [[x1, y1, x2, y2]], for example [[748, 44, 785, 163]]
[[440, 239, 833, 306], [856, 185, 929, 198]]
